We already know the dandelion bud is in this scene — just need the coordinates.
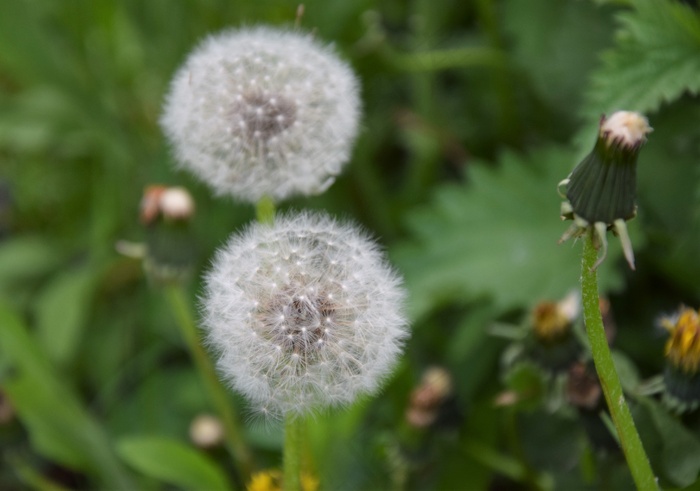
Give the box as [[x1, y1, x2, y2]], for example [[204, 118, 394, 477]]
[[527, 292, 582, 371], [141, 185, 197, 284], [558, 111, 652, 270], [661, 307, 700, 412], [161, 27, 361, 202], [203, 212, 408, 418], [566, 362, 601, 410], [405, 367, 453, 428]]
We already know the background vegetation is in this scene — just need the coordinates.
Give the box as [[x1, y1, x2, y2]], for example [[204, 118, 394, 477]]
[[1, 0, 699, 489]]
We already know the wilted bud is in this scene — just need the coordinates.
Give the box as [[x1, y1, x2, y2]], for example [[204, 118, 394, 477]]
[[405, 367, 453, 428], [566, 362, 602, 410], [559, 111, 652, 270]]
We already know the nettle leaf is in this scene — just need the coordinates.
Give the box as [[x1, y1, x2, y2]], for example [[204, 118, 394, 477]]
[[586, 0, 700, 117], [391, 146, 626, 320]]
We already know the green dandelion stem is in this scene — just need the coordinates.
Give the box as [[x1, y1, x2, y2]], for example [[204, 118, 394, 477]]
[[165, 284, 254, 485], [256, 195, 276, 225], [284, 414, 303, 491], [384, 46, 508, 73], [581, 235, 657, 490]]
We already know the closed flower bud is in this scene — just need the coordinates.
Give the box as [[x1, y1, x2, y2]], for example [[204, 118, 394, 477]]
[[527, 292, 582, 371], [161, 27, 361, 202], [141, 185, 197, 284], [559, 111, 652, 270], [405, 366, 453, 428], [203, 212, 408, 418]]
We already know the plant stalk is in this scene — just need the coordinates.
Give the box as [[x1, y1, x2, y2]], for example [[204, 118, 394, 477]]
[[580, 234, 657, 490], [284, 414, 302, 491], [165, 285, 254, 485]]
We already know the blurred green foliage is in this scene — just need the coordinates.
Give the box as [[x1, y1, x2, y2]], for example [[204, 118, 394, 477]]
[[1, 0, 699, 489]]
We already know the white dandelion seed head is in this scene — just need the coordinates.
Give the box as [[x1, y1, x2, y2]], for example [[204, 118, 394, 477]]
[[202, 212, 408, 418], [160, 26, 361, 202]]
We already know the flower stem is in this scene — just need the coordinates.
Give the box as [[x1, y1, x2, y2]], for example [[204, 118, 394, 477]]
[[580, 234, 657, 490], [284, 414, 302, 491], [256, 195, 275, 225], [165, 284, 254, 485]]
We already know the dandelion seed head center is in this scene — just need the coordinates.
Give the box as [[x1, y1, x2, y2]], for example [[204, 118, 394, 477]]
[[253, 282, 347, 364], [231, 90, 297, 143]]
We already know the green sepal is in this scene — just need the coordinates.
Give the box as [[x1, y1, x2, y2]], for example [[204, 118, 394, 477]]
[[144, 219, 197, 285], [662, 365, 700, 413], [565, 137, 639, 224]]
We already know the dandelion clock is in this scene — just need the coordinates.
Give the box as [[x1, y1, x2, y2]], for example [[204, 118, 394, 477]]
[[161, 27, 361, 202], [202, 212, 408, 419]]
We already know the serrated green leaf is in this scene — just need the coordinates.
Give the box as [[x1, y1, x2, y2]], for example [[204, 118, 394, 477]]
[[0, 301, 134, 490], [586, 0, 700, 117], [116, 436, 232, 491], [35, 265, 96, 365], [392, 146, 626, 320]]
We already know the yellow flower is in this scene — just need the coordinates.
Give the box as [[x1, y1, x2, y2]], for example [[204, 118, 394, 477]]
[[665, 308, 700, 374], [247, 470, 320, 491]]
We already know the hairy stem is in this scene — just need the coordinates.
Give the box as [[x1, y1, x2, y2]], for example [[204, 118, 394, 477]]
[[165, 285, 254, 486], [580, 234, 657, 490], [284, 414, 302, 491]]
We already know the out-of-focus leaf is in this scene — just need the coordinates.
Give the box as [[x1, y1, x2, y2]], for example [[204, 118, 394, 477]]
[[637, 397, 700, 487], [392, 146, 626, 320], [0, 236, 60, 285], [503, 0, 614, 112], [115, 436, 232, 491], [0, 301, 134, 490], [585, 0, 700, 118], [35, 265, 96, 365], [612, 350, 641, 394]]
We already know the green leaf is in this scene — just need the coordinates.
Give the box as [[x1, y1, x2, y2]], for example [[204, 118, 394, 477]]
[[116, 436, 232, 491], [0, 236, 61, 286], [585, 0, 700, 117], [637, 397, 700, 487], [0, 301, 134, 490], [391, 146, 626, 320], [612, 350, 641, 394], [503, 0, 614, 111], [35, 265, 96, 365]]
